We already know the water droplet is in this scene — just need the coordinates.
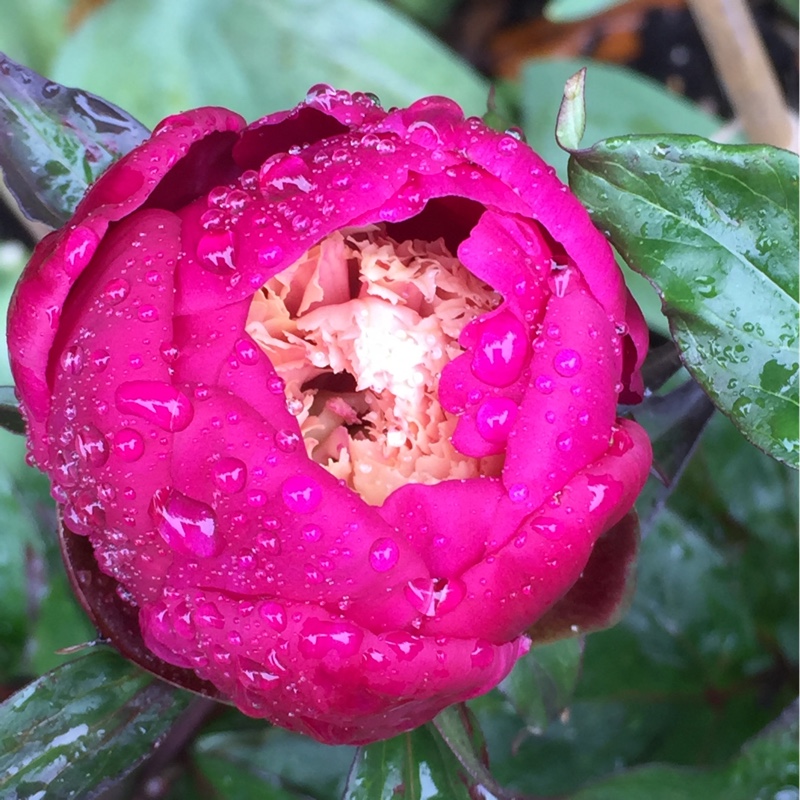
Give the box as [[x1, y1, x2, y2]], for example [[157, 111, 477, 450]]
[[212, 457, 247, 493], [74, 425, 109, 467], [259, 153, 315, 194], [475, 396, 518, 444], [258, 601, 287, 631], [137, 304, 159, 323], [368, 537, 400, 572], [103, 278, 130, 305], [234, 338, 260, 365], [256, 529, 281, 554], [470, 640, 495, 668], [302, 523, 323, 542], [383, 631, 423, 661], [281, 475, 322, 513], [196, 230, 235, 274], [257, 244, 284, 267], [113, 427, 145, 462], [470, 310, 530, 387], [304, 563, 324, 584], [556, 432, 573, 451], [404, 577, 466, 617], [195, 601, 225, 629], [553, 348, 582, 377], [64, 226, 99, 276], [60, 345, 85, 375], [275, 428, 302, 453], [115, 381, 194, 432], [150, 487, 221, 557], [91, 349, 110, 372], [527, 516, 563, 541], [534, 375, 554, 394], [508, 482, 529, 503], [298, 619, 363, 658]]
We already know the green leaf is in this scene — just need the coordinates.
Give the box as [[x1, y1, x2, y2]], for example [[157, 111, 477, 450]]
[[569, 136, 799, 467], [52, 0, 490, 129], [544, 0, 628, 22], [0, 52, 150, 226], [0, 649, 192, 798], [571, 705, 799, 799], [195, 754, 302, 800], [344, 722, 494, 800], [194, 725, 355, 800], [389, 0, 461, 29], [556, 68, 587, 151], [498, 639, 583, 734]]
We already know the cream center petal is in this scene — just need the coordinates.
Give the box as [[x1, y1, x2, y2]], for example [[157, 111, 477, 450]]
[[245, 225, 503, 505]]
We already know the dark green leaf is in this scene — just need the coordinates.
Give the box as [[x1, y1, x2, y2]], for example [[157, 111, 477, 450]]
[[571, 704, 799, 799], [194, 754, 301, 800], [344, 722, 494, 800], [194, 726, 355, 800], [0, 51, 149, 226], [0, 386, 24, 435], [498, 639, 582, 734], [51, 0, 490, 128], [569, 136, 799, 467], [0, 649, 192, 799]]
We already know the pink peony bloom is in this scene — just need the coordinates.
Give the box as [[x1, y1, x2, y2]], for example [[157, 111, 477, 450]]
[[8, 87, 652, 744]]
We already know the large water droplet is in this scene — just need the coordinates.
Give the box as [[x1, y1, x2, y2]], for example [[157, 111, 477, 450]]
[[383, 631, 423, 661], [298, 619, 363, 659], [259, 153, 315, 194], [74, 424, 109, 467], [103, 278, 130, 305], [196, 230, 235, 274], [475, 396, 518, 444], [553, 348, 582, 377], [368, 537, 400, 572], [258, 601, 287, 631], [470, 310, 530, 387], [60, 345, 85, 375], [64, 226, 99, 276], [212, 457, 247, 493], [404, 577, 466, 617], [234, 338, 260, 365], [526, 516, 563, 541], [150, 487, 221, 558], [113, 427, 145, 462], [115, 381, 194, 432], [195, 601, 225, 629], [281, 475, 322, 514]]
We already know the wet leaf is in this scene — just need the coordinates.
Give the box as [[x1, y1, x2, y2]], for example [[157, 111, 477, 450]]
[[0, 648, 192, 799], [569, 136, 799, 467], [498, 639, 583, 734], [51, 0, 490, 128], [344, 721, 494, 800], [0, 51, 149, 226]]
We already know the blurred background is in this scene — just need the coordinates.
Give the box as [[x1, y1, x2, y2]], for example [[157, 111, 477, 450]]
[[0, 2, 797, 798]]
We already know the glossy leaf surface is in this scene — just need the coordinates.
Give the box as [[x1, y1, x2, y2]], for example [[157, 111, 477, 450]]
[[0, 649, 191, 798], [569, 136, 799, 467], [0, 52, 149, 226]]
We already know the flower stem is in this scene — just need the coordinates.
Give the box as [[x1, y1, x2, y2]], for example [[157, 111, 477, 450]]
[[687, 0, 796, 150]]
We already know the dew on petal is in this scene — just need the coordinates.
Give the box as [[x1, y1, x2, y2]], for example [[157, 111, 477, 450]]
[[298, 619, 364, 659], [195, 601, 225, 629], [404, 577, 466, 617], [470, 310, 530, 387], [383, 631, 424, 661], [60, 346, 85, 375], [553, 348, 582, 377], [74, 425, 109, 467], [534, 375, 554, 394], [281, 475, 322, 514], [103, 278, 130, 305], [212, 456, 247, 493], [368, 537, 400, 572], [302, 524, 323, 543], [475, 396, 518, 444], [113, 427, 145, 462], [234, 338, 260, 365], [115, 381, 194, 432], [64, 226, 99, 276], [197, 230, 236, 274], [150, 487, 221, 557], [526, 516, 563, 541], [258, 601, 287, 631]]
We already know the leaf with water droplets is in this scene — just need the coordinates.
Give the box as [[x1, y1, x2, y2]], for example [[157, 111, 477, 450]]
[[0, 386, 24, 435], [0, 648, 192, 799], [344, 714, 501, 800], [569, 136, 799, 468], [0, 51, 149, 226]]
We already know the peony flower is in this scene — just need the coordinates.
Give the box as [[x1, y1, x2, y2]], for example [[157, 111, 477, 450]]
[[8, 87, 652, 744]]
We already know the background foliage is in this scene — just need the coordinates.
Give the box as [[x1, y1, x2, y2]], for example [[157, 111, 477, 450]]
[[0, 1, 797, 798]]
